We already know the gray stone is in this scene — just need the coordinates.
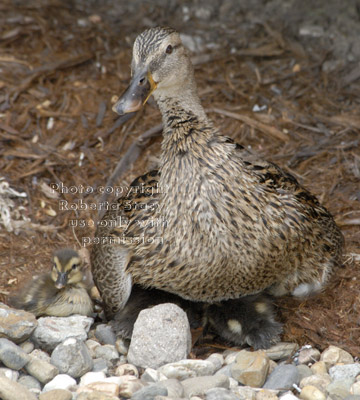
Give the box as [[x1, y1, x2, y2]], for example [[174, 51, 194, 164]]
[[18, 375, 41, 391], [94, 344, 119, 361], [0, 303, 38, 343], [0, 374, 37, 400], [42, 374, 77, 392], [131, 384, 168, 399], [25, 354, 59, 384], [30, 349, 51, 362], [31, 315, 93, 351], [265, 342, 299, 361], [39, 389, 73, 400], [159, 359, 217, 380], [206, 354, 224, 371], [94, 324, 116, 345], [329, 364, 360, 382], [0, 368, 19, 381], [215, 364, 233, 377], [206, 387, 239, 400], [158, 379, 185, 397], [51, 337, 93, 378], [327, 379, 354, 399], [345, 396, 360, 400], [92, 358, 109, 373], [182, 374, 230, 397], [263, 364, 300, 391], [297, 365, 313, 381], [0, 338, 30, 370], [127, 303, 191, 369]]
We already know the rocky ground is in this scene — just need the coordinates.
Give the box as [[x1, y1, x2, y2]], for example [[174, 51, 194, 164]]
[[1, 302, 360, 400]]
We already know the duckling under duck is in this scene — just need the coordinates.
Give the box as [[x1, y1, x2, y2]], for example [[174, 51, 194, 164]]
[[10, 248, 94, 317], [91, 27, 343, 346]]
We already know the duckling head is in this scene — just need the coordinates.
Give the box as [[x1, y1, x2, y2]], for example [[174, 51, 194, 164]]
[[113, 27, 194, 115], [51, 249, 83, 289]]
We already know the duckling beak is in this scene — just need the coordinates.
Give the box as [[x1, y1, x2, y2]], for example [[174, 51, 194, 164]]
[[55, 272, 68, 289], [112, 69, 157, 115]]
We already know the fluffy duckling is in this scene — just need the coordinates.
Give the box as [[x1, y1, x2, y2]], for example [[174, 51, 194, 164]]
[[10, 249, 94, 317], [91, 27, 343, 346]]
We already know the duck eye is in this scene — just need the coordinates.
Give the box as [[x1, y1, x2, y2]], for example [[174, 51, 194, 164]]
[[165, 45, 173, 54]]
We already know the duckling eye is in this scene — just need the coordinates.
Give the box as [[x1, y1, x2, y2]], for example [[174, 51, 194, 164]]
[[71, 264, 78, 270], [165, 45, 173, 55]]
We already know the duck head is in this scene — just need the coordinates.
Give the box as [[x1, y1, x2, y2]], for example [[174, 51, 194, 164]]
[[113, 27, 193, 115], [51, 249, 83, 289]]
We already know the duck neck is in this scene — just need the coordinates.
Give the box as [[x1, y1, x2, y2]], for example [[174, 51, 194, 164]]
[[153, 79, 214, 160]]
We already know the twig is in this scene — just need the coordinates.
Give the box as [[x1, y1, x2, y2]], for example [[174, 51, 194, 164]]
[[97, 123, 163, 219], [211, 107, 289, 142], [11, 52, 94, 101]]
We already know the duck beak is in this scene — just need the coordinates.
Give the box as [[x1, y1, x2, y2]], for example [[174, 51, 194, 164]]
[[55, 272, 67, 289], [112, 69, 157, 115]]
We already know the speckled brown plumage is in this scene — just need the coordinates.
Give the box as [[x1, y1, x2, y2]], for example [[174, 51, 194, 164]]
[[91, 27, 343, 344]]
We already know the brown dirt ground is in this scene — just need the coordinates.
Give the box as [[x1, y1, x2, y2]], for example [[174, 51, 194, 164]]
[[0, 1, 359, 356]]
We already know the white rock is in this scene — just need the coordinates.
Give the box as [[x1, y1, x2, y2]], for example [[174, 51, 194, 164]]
[[141, 367, 168, 383], [127, 303, 191, 369], [329, 364, 360, 381], [31, 315, 93, 351], [0, 367, 19, 381], [42, 374, 77, 392], [159, 359, 217, 380], [79, 371, 106, 386], [279, 391, 299, 400]]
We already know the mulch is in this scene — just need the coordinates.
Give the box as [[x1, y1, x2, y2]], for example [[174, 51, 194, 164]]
[[0, 1, 359, 356]]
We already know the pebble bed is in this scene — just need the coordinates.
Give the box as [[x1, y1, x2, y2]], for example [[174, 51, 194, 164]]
[[0, 302, 359, 400]]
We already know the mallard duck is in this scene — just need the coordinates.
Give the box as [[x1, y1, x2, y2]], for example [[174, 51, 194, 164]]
[[91, 27, 343, 345], [10, 248, 94, 317]]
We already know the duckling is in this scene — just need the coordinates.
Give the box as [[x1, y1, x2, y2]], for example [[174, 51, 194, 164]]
[[91, 27, 343, 346], [10, 249, 94, 317], [111, 285, 281, 349]]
